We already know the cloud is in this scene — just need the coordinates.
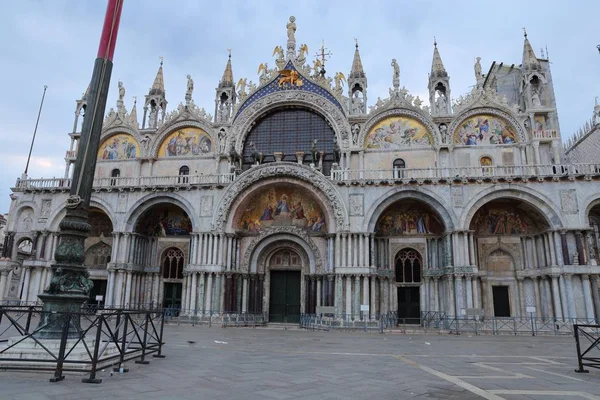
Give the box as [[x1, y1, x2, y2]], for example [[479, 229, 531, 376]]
[[0, 0, 599, 212]]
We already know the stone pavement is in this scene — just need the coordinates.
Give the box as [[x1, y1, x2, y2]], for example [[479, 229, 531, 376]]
[[1, 325, 600, 399]]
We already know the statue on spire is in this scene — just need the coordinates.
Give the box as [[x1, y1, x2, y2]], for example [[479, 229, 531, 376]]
[[391, 59, 400, 88], [185, 74, 194, 105], [474, 57, 482, 81], [286, 16, 297, 59]]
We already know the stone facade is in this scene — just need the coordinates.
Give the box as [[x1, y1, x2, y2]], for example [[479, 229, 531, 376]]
[[2, 19, 600, 323]]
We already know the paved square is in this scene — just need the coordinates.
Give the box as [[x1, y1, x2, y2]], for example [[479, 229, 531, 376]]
[[1, 326, 600, 399]]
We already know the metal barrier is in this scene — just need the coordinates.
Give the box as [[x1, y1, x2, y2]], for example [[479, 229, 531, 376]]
[[0, 305, 165, 383], [574, 324, 600, 373], [160, 308, 268, 328]]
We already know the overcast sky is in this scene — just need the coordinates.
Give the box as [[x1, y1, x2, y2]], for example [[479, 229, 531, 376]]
[[0, 0, 598, 213]]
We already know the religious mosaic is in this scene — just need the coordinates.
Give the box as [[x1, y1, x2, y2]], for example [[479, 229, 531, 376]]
[[97, 133, 138, 160], [365, 117, 432, 149], [470, 203, 543, 235], [453, 115, 518, 145], [235, 185, 326, 232], [135, 205, 192, 236], [375, 201, 443, 236], [534, 115, 546, 131], [159, 127, 212, 157]]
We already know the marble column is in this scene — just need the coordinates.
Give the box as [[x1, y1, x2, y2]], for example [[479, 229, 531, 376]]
[[316, 276, 322, 308], [591, 276, 600, 323], [433, 277, 440, 312], [465, 275, 473, 309], [517, 278, 525, 318], [564, 274, 576, 320], [454, 274, 463, 315], [446, 275, 455, 316], [240, 274, 246, 313], [345, 275, 352, 316], [533, 277, 543, 318], [21, 267, 31, 302], [380, 278, 387, 314], [214, 273, 222, 313], [582, 275, 595, 322], [181, 274, 189, 311], [551, 275, 563, 321], [547, 233, 557, 265], [334, 274, 343, 315], [190, 272, 197, 311], [0, 270, 8, 300], [335, 234, 341, 269], [197, 272, 205, 313], [553, 231, 564, 266], [353, 275, 360, 317], [370, 276, 376, 317]]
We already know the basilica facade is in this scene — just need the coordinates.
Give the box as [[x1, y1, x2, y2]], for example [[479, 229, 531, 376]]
[[2, 18, 600, 324]]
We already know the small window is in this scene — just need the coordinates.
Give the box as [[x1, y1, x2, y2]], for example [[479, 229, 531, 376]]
[[178, 166, 190, 184], [393, 158, 406, 179], [162, 248, 184, 279], [395, 249, 422, 284], [110, 169, 120, 186]]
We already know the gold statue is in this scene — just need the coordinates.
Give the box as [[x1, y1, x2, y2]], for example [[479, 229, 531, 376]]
[[334, 72, 346, 88], [272, 45, 284, 59], [298, 44, 309, 59], [278, 69, 303, 88]]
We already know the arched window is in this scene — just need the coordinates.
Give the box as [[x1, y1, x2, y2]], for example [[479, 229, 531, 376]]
[[110, 169, 120, 186], [162, 248, 184, 279], [395, 249, 422, 283], [393, 158, 406, 179], [17, 238, 33, 255], [84, 242, 112, 269], [178, 165, 190, 184]]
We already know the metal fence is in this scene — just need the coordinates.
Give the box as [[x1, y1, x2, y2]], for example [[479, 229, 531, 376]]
[[0, 305, 165, 383], [574, 324, 600, 373], [299, 311, 599, 336]]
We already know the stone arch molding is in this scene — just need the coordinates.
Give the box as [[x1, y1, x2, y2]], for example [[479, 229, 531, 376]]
[[460, 186, 563, 231], [448, 106, 527, 149], [363, 187, 457, 232], [213, 163, 349, 232], [149, 119, 217, 159], [243, 227, 322, 274], [481, 244, 519, 272], [580, 194, 600, 227], [359, 108, 440, 148], [258, 241, 310, 275], [124, 192, 199, 233], [230, 91, 352, 152]]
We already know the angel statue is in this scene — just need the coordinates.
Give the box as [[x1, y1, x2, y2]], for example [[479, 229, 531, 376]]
[[334, 72, 346, 89], [474, 57, 482, 81], [258, 62, 269, 84], [185, 74, 194, 102], [298, 44, 309, 59], [391, 59, 400, 88], [273, 45, 285, 69], [236, 78, 247, 94]]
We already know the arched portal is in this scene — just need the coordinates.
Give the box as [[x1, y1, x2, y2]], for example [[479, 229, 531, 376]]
[[161, 247, 185, 310], [469, 198, 549, 318], [85, 207, 114, 305], [241, 107, 337, 175], [267, 247, 303, 323], [395, 248, 423, 324], [587, 203, 600, 264]]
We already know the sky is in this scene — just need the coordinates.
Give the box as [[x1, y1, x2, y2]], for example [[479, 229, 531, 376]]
[[0, 0, 598, 213]]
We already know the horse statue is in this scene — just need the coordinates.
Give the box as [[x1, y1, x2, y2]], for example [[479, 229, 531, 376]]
[[249, 141, 264, 165], [228, 143, 243, 171], [310, 139, 321, 164]]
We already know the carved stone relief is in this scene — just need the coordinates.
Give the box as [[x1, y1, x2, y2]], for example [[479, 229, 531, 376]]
[[39, 199, 52, 221], [560, 189, 578, 214], [349, 194, 364, 216], [200, 196, 213, 217]]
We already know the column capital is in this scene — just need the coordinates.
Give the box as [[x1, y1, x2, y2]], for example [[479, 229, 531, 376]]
[[582, 274, 590, 281]]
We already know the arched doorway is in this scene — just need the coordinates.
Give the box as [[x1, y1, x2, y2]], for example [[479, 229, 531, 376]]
[[84, 207, 113, 306], [161, 247, 185, 309], [395, 248, 422, 323], [267, 249, 302, 323]]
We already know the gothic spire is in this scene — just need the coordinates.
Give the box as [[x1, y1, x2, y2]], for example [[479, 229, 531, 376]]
[[431, 38, 447, 77], [522, 28, 541, 70], [349, 40, 366, 79], [129, 96, 138, 125], [219, 51, 234, 88], [150, 58, 165, 95]]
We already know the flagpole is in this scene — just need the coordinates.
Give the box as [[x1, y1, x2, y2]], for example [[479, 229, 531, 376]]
[[37, 0, 124, 342], [23, 85, 47, 177]]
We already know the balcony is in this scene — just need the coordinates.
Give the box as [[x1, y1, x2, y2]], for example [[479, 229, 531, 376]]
[[13, 173, 236, 192], [329, 163, 600, 183], [532, 129, 559, 140]]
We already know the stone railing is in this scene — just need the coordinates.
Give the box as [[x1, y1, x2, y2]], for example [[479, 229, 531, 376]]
[[330, 163, 600, 182], [532, 129, 559, 140], [13, 173, 236, 192]]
